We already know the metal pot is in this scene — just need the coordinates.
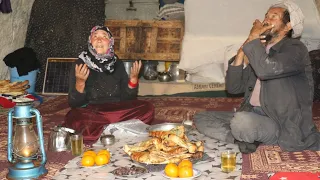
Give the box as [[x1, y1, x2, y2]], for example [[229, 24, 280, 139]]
[[48, 126, 75, 152], [143, 61, 158, 80], [168, 63, 186, 81], [158, 72, 171, 82], [123, 61, 134, 76]]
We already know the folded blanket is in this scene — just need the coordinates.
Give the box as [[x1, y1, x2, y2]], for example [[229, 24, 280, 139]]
[[155, 2, 184, 20]]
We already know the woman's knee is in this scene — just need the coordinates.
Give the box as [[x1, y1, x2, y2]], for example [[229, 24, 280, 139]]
[[137, 100, 155, 124]]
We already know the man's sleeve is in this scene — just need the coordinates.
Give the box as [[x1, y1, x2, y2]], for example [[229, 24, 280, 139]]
[[243, 39, 306, 80], [226, 56, 246, 94]]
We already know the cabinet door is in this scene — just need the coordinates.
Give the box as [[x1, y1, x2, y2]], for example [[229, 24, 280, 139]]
[[106, 20, 183, 61], [107, 20, 142, 60]]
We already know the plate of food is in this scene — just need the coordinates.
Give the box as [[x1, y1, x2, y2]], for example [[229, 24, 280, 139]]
[[161, 168, 202, 180], [110, 165, 148, 178], [123, 125, 204, 165]]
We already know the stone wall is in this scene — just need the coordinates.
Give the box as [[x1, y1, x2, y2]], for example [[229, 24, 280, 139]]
[[0, 0, 35, 80]]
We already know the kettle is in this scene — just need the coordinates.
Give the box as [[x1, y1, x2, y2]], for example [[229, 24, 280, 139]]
[[48, 126, 75, 152]]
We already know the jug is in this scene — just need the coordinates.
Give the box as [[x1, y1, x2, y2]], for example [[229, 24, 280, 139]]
[[48, 126, 75, 152], [143, 61, 158, 80], [168, 63, 186, 81]]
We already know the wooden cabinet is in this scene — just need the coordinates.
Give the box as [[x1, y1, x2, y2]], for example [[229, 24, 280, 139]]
[[105, 20, 184, 61]]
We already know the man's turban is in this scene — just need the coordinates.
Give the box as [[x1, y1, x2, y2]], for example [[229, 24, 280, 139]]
[[271, 0, 305, 38]]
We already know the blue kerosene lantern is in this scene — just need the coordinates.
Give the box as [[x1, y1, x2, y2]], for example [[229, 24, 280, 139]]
[[7, 98, 47, 179]]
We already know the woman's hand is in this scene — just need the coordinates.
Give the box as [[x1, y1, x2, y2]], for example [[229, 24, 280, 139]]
[[75, 64, 90, 93], [129, 60, 142, 85]]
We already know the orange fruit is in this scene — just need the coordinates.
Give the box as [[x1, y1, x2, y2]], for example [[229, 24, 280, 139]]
[[81, 155, 95, 167], [164, 163, 179, 178], [97, 149, 111, 159], [83, 150, 96, 158], [178, 159, 193, 169], [95, 154, 109, 166], [178, 166, 193, 178]]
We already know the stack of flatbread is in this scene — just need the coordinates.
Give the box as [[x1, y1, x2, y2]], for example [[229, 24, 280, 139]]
[[0, 80, 29, 96]]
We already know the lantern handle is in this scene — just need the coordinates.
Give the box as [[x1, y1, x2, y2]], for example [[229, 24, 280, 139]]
[[7, 109, 14, 163], [30, 108, 47, 165]]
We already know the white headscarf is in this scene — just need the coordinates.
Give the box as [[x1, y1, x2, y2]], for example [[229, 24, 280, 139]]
[[271, 0, 305, 38]]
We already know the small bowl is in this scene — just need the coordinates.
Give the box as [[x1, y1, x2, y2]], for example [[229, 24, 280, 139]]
[[143, 74, 158, 80], [100, 134, 115, 146], [158, 72, 171, 82]]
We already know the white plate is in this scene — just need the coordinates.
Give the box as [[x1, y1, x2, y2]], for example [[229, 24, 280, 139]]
[[161, 168, 202, 180], [76, 160, 107, 169]]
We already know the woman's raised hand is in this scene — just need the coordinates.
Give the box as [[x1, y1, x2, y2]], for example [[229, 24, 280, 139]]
[[75, 64, 90, 93], [129, 60, 142, 84]]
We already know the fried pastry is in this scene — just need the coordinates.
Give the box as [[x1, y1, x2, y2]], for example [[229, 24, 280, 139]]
[[123, 125, 205, 164]]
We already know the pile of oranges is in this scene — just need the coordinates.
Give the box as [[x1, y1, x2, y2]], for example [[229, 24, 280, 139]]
[[164, 159, 193, 178], [81, 149, 111, 167]]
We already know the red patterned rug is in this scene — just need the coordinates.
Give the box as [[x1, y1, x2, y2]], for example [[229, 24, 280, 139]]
[[0, 96, 319, 180], [241, 102, 320, 180], [0, 96, 241, 179]]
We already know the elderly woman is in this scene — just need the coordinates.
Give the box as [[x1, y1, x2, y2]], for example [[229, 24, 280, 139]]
[[64, 26, 154, 141]]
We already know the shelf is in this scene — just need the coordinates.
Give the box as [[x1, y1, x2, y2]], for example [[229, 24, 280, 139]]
[[138, 77, 225, 96]]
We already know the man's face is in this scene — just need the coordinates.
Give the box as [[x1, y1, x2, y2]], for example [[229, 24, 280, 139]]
[[90, 30, 110, 54], [262, 7, 287, 39]]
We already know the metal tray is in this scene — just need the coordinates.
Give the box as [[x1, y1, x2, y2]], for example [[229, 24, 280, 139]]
[[147, 123, 181, 132]]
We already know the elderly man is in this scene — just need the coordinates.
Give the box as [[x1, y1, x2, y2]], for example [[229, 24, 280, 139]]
[[194, 0, 320, 153]]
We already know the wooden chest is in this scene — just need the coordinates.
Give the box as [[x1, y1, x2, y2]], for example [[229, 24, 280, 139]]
[[105, 20, 184, 61]]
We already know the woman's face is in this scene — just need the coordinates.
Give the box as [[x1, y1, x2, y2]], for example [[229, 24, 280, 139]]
[[90, 30, 111, 54]]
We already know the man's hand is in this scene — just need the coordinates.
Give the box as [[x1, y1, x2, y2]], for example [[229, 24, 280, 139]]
[[129, 60, 142, 85], [248, 20, 273, 41], [75, 64, 90, 93], [233, 48, 249, 66]]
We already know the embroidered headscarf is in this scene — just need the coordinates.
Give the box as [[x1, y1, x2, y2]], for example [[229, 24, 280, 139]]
[[79, 25, 117, 73]]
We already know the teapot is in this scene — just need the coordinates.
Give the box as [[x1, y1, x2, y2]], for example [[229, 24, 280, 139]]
[[48, 126, 75, 152]]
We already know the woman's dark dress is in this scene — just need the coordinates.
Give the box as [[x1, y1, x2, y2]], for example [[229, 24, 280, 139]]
[[63, 59, 154, 142]]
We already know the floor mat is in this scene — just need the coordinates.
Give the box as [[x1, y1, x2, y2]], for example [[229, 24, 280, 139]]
[[1, 96, 319, 179], [0, 96, 242, 179], [241, 102, 320, 180]]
